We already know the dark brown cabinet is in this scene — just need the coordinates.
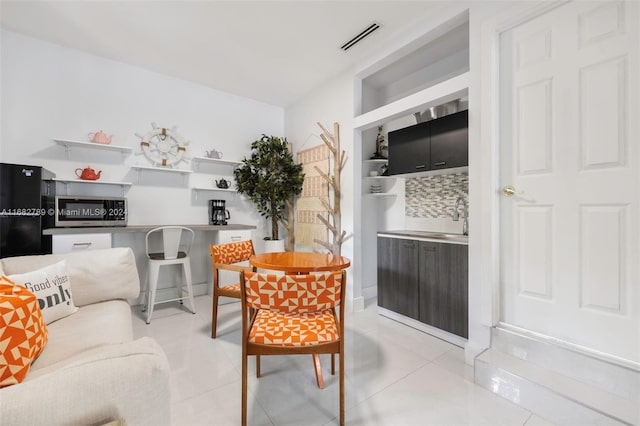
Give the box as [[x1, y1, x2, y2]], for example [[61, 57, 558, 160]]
[[430, 110, 468, 170], [387, 122, 430, 175], [388, 110, 468, 175], [377, 237, 419, 319], [378, 236, 468, 338]]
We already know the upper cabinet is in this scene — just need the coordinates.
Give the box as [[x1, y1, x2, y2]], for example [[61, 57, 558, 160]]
[[388, 110, 468, 176], [429, 110, 468, 170]]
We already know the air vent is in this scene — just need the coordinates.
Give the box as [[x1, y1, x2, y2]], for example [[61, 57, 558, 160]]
[[340, 22, 381, 51]]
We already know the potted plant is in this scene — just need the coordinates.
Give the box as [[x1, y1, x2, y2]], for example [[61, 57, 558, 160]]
[[234, 134, 304, 251]]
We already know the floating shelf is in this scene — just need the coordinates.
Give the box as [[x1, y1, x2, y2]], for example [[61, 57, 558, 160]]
[[53, 138, 133, 155], [192, 186, 236, 200], [365, 176, 394, 180], [364, 159, 388, 164], [191, 156, 242, 168], [51, 178, 132, 196], [131, 165, 192, 175], [192, 186, 235, 192], [365, 193, 397, 198]]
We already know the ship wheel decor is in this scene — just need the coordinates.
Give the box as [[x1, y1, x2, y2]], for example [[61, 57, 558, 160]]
[[135, 122, 190, 168]]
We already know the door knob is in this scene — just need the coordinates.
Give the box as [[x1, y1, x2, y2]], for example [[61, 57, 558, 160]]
[[502, 185, 523, 197]]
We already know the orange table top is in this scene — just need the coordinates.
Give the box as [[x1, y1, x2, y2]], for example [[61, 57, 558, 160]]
[[249, 252, 351, 274]]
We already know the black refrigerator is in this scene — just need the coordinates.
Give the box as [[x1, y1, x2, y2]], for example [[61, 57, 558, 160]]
[[0, 163, 53, 258]]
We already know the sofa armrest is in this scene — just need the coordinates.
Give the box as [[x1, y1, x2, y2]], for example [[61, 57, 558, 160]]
[[0, 337, 170, 426]]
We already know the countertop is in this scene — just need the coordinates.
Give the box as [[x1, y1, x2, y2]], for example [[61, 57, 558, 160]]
[[43, 224, 256, 235], [378, 230, 468, 245]]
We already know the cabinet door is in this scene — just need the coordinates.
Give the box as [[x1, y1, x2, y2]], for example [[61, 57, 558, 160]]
[[418, 242, 440, 327], [429, 110, 468, 170], [52, 233, 112, 254], [438, 243, 469, 338], [388, 122, 430, 175], [377, 237, 419, 319]]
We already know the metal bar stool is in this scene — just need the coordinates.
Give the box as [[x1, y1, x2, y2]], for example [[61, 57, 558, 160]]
[[143, 226, 196, 324]]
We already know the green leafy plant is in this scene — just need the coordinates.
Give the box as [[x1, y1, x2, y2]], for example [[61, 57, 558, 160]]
[[234, 134, 304, 241]]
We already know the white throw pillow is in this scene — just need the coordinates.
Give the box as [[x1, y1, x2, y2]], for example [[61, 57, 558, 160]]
[[8, 260, 78, 324]]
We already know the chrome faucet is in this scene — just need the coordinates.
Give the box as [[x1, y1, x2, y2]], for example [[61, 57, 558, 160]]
[[452, 196, 468, 236]]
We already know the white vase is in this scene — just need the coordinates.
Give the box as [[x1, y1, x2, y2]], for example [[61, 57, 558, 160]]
[[263, 239, 285, 253]]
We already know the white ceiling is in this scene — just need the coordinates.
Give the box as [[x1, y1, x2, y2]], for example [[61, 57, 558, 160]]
[[0, 1, 447, 107]]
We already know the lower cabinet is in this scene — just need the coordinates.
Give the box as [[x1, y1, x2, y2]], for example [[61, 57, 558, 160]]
[[378, 236, 468, 338], [377, 238, 419, 319]]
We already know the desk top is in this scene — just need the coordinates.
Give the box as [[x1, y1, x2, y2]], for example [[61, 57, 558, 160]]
[[250, 252, 351, 273], [43, 224, 256, 235]]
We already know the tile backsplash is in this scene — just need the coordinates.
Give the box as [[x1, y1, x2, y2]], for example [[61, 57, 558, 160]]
[[405, 173, 468, 218]]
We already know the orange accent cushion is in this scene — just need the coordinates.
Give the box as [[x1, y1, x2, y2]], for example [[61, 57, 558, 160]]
[[249, 309, 338, 347], [212, 240, 253, 265], [0, 276, 48, 388], [244, 272, 342, 314], [220, 283, 241, 294]]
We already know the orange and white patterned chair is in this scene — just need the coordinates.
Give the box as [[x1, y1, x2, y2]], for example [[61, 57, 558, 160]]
[[240, 270, 346, 426], [209, 240, 256, 338]]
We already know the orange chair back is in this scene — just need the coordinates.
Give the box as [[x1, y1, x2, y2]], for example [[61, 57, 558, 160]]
[[242, 271, 343, 314], [210, 240, 254, 265]]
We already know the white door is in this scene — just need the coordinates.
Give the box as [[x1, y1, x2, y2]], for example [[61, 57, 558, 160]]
[[499, 0, 639, 363]]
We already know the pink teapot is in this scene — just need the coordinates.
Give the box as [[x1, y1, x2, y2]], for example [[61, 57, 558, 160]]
[[88, 130, 112, 144], [75, 166, 102, 181]]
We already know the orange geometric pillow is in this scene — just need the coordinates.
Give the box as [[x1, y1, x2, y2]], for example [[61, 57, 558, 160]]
[[243, 271, 343, 314], [0, 276, 48, 388]]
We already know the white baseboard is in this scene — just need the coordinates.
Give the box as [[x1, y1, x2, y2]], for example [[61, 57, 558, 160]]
[[377, 306, 467, 348]]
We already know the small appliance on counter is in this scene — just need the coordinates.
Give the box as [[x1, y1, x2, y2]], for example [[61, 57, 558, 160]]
[[209, 199, 230, 225]]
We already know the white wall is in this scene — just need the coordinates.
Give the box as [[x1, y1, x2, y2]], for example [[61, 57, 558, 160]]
[[0, 30, 284, 240], [284, 72, 357, 306]]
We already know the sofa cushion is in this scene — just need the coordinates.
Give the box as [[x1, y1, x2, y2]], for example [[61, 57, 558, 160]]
[[0, 248, 140, 307], [0, 277, 48, 387], [8, 260, 78, 324], [29, 300, 133, 375]]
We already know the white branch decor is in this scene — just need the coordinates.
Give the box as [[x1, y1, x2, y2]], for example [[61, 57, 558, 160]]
[[312, 122, 352, 256]]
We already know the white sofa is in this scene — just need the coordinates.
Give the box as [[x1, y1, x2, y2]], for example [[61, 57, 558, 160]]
[[0, 247, 171, 426]]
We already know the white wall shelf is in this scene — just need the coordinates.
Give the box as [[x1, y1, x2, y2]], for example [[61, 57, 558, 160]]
[[365, 193, 397, 198], [53, 138, 132, 159], [364, 159, 388, 164], [131, 165, 192, 174], [354, 72, 470, 131], [131, 165, 192, 185], [191, 156, 242, 172], [192, 186, 236, 200], [52, 178, 133, 196]]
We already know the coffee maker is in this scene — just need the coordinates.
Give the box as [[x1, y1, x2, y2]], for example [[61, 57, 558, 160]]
[[209, 199, 230, 225]]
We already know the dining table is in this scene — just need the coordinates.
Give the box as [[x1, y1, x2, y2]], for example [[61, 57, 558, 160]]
[[249, 251, 351, 274], [249, 251, 351, 388]]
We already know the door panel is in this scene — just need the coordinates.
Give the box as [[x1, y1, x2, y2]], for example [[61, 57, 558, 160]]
[[499, 0, 639, 362]]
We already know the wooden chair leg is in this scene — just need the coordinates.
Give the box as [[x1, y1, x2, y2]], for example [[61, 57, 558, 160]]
[[242, 347, 248, 426], [256, 355, 261, 378], [331, 353, 335, 375], [211, 293, 219, 339], [339, 352, 345, 426], [313, 354, 325, 389]]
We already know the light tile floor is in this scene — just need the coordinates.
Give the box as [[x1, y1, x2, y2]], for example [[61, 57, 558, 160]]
[[131, 296, 555, 426]]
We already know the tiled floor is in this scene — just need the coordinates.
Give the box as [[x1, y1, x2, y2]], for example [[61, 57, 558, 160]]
[[131, 296, 555, 426]]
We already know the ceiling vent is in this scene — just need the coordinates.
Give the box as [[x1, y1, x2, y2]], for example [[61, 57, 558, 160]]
[[340, 22, 381, 51]]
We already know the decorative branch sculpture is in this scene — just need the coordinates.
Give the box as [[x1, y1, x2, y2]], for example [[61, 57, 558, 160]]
[[313, 122, 352, 256]]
